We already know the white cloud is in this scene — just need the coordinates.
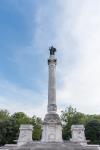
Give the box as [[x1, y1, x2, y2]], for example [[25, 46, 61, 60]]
[[1, 0, 100, 117], [57, 0, 100, 114], [34, 0, 100, 114]]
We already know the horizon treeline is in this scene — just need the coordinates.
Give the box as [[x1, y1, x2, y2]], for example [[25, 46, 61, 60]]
[[0, 106, 100, 146]]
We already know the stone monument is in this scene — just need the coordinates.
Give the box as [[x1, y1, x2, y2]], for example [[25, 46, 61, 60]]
[[70, 125, 87, 144], [41, 46, 62, 142], [17, 125, 33, 146]]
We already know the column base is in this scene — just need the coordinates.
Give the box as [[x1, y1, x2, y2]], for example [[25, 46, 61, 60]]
[[41, 113, 62, 142]]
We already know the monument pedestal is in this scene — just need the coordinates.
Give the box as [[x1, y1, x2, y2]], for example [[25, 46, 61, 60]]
[[70, 125, 87, 145], [1, 141, 99, 150], [41, 113, 62, 142], [17, 125, 33, 146]]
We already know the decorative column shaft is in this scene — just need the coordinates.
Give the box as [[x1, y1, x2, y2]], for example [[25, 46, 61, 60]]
[[48, 46, 57, 113]]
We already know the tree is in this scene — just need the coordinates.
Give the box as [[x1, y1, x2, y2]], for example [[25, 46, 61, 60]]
[[9, 112, 32, 142], [0, 119, 18, 146], [11, 112, 31, 125], [0, 108, 99, 145], [0, 112, 43, 145], [61, 106, 86, 140], [61, 106, 76, 140], [85, 120, 100, 144], [11, 113, 43, 141], [32, 116, 42, 140], [0, 109, 10, 121]]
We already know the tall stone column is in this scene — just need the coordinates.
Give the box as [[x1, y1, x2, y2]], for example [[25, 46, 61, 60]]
[[41, 47, 62, 142], [48, 47, 57, 113]]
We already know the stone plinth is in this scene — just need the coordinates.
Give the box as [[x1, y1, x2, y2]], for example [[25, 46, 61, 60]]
[[17, 124, 33, 146], [41, 113, 62, 142], [1, 141, 99, 150], [70, 125, 87, 144]]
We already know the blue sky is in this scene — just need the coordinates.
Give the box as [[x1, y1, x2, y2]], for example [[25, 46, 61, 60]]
[[0, 0, 100, 117]]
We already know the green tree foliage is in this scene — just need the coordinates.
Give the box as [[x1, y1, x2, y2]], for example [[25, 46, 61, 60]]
[[32, 116, 42, 140], [0, 107, 99, 145], [61, 106, 86, 140], [0, 109, 18, 146], [0, 109, 10, 121], [11, 113, 42, 141], [0, 119, 18, 146], [11, 112, 32, 142], [85, 120, 100, 144], [61, 106, 100, 144], [11, 112, 32, 125], [0, 111, 42, 146]]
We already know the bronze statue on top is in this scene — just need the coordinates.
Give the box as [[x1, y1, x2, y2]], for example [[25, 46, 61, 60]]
[[49, 46, 56, 55]]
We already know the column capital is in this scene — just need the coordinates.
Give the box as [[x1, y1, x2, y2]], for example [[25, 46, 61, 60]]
[[48, 58, 57, 65]]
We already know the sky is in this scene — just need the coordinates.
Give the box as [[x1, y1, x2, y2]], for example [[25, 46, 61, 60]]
[[0, 0, 100, 118]]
